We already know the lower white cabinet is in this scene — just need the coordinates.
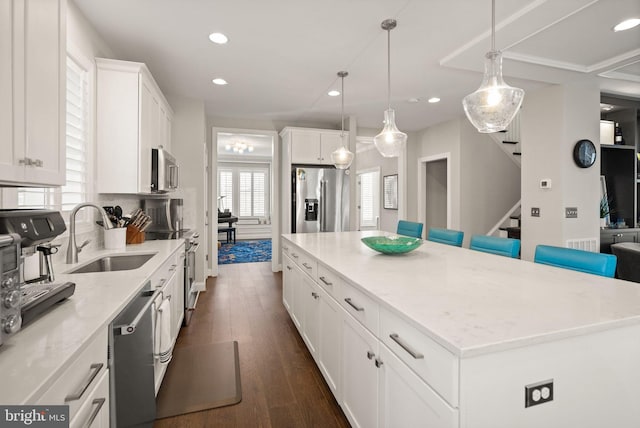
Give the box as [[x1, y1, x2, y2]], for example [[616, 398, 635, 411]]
[[35, 328, 108, 423], [317, 284, 342, 400], [301, 273, 321, 356], [378, 345, 458, 428], [342, 312, 379, 428], [282, 256, 295, 313], [69, 370, 110, 428]]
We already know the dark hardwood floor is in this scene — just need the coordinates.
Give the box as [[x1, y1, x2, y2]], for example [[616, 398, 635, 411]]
[[154, 262, 350, 428]]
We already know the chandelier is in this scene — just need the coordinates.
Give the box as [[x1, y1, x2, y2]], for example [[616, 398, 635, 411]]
[[224, 141, 254, 154]]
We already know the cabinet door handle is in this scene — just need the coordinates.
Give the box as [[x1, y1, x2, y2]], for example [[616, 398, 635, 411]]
[[19, 158, 32, 166], [65, 363, 104, 402], [375, 358, 383, 368], [286, 265, 292, 271], [302, 262, 312, 270], [367, 351, 375, 360], [291, 253, 299, 259], [283, 245, 289, 251], [319, 276, 333, 286], [344, 297, 364, 312], [311, 292, 319, 299], [33, 159, 43, 167], [84, 398, 106, 428], [389, 333, 424, 359]]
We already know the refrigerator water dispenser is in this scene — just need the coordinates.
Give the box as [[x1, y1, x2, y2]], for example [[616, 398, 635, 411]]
[[305, 199, 318, 221]]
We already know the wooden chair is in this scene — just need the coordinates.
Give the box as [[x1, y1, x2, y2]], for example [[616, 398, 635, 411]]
[[470, 235, 520, 258], [534, 245, 617, 278], [427, 227, 464, 247], [396, 220, 423, 239]]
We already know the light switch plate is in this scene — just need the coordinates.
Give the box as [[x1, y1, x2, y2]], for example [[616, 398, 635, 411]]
[[565, 207, 578, 218], [531, 207, 540, 217]]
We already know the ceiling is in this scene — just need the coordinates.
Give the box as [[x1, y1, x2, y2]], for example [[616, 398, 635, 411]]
[[73, 0, 640, 132]]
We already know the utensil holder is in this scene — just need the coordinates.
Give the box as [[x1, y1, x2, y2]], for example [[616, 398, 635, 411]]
[[126, 225, 145, 244], [105, 228, 127, 250]]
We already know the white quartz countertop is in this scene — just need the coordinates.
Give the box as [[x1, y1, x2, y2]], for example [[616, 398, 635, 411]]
[[283, 231, 640, 357], [0, 239, 184, 404]]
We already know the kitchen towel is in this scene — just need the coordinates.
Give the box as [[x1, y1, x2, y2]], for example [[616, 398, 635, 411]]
[[154, 297, 173, 364]]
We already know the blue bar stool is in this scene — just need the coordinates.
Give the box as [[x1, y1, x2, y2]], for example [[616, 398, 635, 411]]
[[470, 235, 520, 258], [427, 228, 464, 247], [534, 245, 617, 278], [396, 220, 424, 239]]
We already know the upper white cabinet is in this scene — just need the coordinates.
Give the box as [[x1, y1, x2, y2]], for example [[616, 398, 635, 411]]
[[0, 0, 66, 186], [96, 58, 173, 194], [281, 127, 346, 165]]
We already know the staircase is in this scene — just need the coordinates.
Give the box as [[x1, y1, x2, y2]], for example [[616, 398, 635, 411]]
[[487, 111, 522, 166], [488, 201, 521, 238]]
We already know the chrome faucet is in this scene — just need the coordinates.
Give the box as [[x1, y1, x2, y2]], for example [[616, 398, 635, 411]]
[[66, 203, 114, 264]]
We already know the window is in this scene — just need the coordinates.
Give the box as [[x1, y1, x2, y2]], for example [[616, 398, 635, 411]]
[[359, 170, 380, 228], [217, 164, 270, 219], [17, 55, 91, 213]]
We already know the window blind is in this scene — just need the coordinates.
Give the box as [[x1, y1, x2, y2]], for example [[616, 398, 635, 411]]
[[218, 170, 234, 212], [360, 172, 376, 227], [217, 164, 269, 219]]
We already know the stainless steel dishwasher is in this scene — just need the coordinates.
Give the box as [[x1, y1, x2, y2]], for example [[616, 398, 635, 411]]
[[109, 282, 159, 427]]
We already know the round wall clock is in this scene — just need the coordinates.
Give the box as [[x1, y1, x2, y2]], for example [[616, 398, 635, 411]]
[[573, 139, 596, 168]]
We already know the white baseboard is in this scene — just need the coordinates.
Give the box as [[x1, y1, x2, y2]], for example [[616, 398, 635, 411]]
[[194, 281, 206, 292]]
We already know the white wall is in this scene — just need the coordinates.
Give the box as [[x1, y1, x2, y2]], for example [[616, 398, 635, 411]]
[[167, 95, 207, 286], [520, 82, 601, 260]]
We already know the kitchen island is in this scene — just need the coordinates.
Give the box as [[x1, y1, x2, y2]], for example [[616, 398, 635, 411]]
[[282, 231, 640, 428]]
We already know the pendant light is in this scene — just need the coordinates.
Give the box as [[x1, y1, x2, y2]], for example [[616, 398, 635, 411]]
[[331, 71, 354, 169], [373, 19, 407, 158], [462, 0, 524, 133]]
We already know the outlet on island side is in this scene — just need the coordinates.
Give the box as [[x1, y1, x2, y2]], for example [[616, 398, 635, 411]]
[[531, 207, 540, 217], [525, 379, 554, 408]]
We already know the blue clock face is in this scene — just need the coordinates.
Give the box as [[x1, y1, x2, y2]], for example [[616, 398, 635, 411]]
[[573, 139, 596, 168]]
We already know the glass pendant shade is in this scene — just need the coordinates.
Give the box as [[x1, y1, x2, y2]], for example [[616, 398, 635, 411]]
[[463, 51, 524, 133], [332, 71, 354, 170], [331, 134, 354, 169], [373, 109, 407, 157]]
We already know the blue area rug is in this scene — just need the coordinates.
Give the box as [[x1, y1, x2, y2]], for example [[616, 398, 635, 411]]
[[218, 239, 272, 265]]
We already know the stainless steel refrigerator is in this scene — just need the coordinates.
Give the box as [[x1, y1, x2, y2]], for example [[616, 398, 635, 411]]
[[292, 166, 350, 233]]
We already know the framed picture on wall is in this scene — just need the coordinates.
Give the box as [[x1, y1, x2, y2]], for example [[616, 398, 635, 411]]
[[383, 174, 398, 210]]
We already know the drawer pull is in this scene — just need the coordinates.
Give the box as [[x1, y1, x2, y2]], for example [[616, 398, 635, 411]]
[[375, 358, 384, 368], [389, 333, 424, 359], [344, 297, 364, 312], [311, 292, 319, 299], [283, 245, 289, 251], [302, 262, 312, 270], [84, 398, 106, 428], [169, 264, 177, 271], [292, 253, 299, 259], [65, 363, 103, 402], [319, 276, 333, 286], [286, 265, 292, 271], [367, 351, 375, 360]]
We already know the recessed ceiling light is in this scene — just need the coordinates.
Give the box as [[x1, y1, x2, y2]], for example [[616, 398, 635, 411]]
[[328, 90, 340, 97], [600, 103, 614, 111], [428, 97, 441, 103], [209, 32, 229, 44], [212, 78, 228, 85], [613, 18, 640, 32], [407, 97, 420, 103]]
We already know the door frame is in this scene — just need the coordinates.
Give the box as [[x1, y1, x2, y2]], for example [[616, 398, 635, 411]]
[[417, 153, 451, 233], [209, 127, 280, 276]]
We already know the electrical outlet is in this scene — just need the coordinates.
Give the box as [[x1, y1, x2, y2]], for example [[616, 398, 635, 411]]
[[565, 207, 578, 218], [531, 207, 540, 217], [525, 379, 554, 408]]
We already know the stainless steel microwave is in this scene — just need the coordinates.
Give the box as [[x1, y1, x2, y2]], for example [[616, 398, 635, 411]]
[[151, 148, 179, 193]]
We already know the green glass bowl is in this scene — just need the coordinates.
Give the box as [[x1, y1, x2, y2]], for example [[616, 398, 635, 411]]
[[361, 236, 423, 255]]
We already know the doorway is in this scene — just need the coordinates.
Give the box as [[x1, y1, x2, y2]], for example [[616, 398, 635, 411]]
[[418, 154, 451, 234], [210, 128, 280, 276]]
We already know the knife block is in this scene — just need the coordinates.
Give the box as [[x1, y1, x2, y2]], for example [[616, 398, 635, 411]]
[[126, 225, 145, 244]]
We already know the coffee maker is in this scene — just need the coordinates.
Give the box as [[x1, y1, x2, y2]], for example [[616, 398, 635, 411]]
[[0, 209, 76, 325]]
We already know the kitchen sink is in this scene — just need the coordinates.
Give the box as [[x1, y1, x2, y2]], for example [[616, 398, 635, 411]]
[[68, 253, 155, 274]]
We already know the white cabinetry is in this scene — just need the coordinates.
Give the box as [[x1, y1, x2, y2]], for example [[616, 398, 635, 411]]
[[96, 58, 173, 194], [0, 0, 66, 186], [282, 127, 346, 165], [35, 328, 109, 425]]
